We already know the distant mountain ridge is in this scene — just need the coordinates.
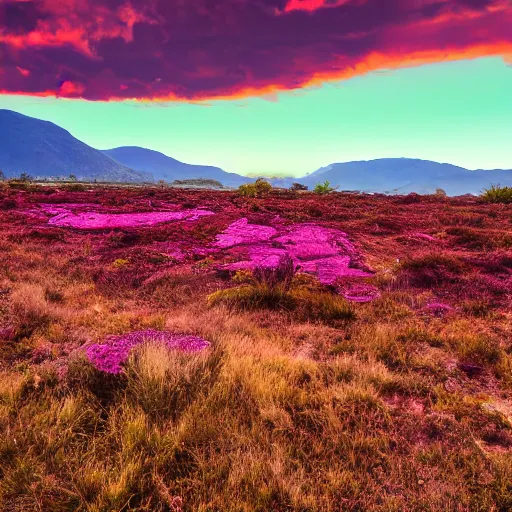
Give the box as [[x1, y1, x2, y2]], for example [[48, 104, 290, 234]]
[[1, 109, 511, 194], [101, 147, 252, 187], [292, 158, 512, 196], [0, 110, 152, 183]]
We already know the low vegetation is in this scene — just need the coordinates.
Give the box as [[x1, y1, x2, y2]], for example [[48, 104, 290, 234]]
[[314, 179, 337, 194], [0, 185, 511, 511], [481, 184, 512, 204], [171, 178, 224, 188], [208, 258, 356, 323], [238, 178, 273, 197]]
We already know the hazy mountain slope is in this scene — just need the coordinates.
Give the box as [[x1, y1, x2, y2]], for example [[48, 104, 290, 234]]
[[295, 158, 512, 195], [101, 147, 253, 187], [0, 110, 152, 182]]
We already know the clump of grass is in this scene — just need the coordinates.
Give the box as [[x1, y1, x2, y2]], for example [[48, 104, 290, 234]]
[[112, 258, 130, 269], [481, 185, 512, 204], [125, 342, 219, 422], [209, 257, 355, 323], [11, 283, 55, 336]]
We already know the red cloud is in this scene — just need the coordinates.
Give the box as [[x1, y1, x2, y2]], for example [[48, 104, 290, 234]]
[[283, 0, 365, 13], [0, 0, 511, 101]]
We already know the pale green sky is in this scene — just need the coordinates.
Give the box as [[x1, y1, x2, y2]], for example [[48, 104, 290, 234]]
[[1, 57, 511, 176]]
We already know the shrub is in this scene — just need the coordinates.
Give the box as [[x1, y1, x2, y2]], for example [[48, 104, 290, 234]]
[[209, 256, 296, 310], [398, 253, 465, 287], [313, 180, 336, 194], [64, 183, 87, 192], [435, 188, 447, 197], [290, 182, 308, 191], [19, 172, 33, 182], [209, 256, 355, 323], [238, 178, 272, 198], [481, 185, 512, 204]]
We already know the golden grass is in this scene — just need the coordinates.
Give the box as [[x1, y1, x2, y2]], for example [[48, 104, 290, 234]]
[[1, 192, 512, 510]]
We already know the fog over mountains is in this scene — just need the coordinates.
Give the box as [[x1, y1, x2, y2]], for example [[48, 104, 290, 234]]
[[1, 109, 511, 195]]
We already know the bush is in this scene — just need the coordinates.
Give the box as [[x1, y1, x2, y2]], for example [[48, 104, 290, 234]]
[[290, 182, 308, 191], [238, 178, 272, 198], [481, 185, 512, 204], [209, 256, 355, 323], [63, 183, 87, 192], [209, 256, 295, 310], [314, 180, 336, 194], [398, 253, 465, 287]]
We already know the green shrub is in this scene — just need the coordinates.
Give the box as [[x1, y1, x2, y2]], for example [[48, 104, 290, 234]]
[[313, 180, 336, 194], [238, 178, 272, 197], [481, 185, 512, 204]]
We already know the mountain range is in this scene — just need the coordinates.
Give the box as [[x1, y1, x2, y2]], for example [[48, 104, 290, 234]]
[[1, 109, 511, 195], [101, 147, 252, 187], [281, 159, 512, 196], [0, 110, 151, 183]]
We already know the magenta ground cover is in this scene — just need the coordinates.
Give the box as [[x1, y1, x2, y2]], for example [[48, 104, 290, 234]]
[[216, 219, 373, 288], [48, 209, 214, 229], [86, 330, 210, 374], [215, 218, 278, 248]]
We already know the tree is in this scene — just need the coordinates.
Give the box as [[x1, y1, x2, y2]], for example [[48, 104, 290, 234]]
[[291, 182, 308, 191], [238, 178, 272, 198], [19, 172, 33, 182], [69, 174, 77, 181], [314, 180, 337, 194]]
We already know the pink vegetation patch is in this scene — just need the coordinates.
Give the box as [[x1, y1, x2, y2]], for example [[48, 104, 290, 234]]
[[86, 330, 210, 374], [215, 218, 277, 248], [49, 209, 214, 229], [216, 219, 373, 286]]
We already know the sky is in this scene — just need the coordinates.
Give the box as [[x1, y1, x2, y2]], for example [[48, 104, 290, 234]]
[[1, 0, 512, 177]]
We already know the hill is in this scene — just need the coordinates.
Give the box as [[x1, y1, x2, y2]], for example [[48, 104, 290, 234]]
[[0, 110, 152, 183], [101, 146, 252, 187], [292, 158, 512, 196]]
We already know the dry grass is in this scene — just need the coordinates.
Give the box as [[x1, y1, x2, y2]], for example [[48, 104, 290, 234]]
[[1, 187, 512, 511]]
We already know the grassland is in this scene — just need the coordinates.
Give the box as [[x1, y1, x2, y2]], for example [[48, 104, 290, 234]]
[[0, 184, 511, 511]]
